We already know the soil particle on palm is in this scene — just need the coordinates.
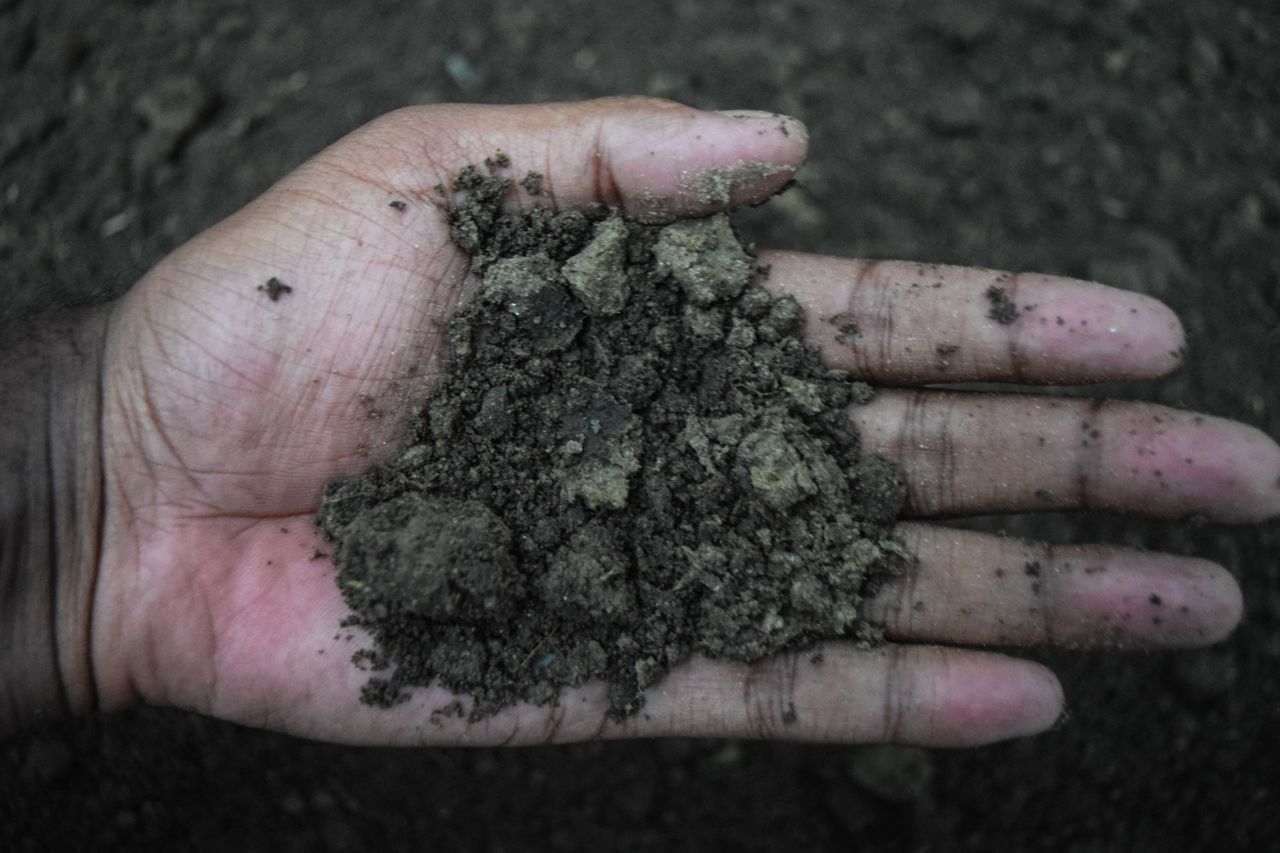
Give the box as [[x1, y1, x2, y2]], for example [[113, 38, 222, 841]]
[[257, 276, 292, 301], [828, 311, 861, 346], [317, 165, 908, 719]]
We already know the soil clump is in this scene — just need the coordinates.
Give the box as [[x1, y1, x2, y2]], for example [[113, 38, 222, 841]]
[[317, 164, 908, 719]]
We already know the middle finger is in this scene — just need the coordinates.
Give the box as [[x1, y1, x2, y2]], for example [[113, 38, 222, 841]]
[[853, 390, 1280, 523]]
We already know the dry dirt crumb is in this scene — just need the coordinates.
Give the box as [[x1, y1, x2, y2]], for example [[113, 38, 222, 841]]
[[258, 276, 292, 301], [985, 285, 1018, 324]]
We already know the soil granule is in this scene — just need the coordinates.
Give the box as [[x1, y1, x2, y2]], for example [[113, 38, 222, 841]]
[[316, 165, 908, 719], [256, 276, 292, 302], [985, 284, 1018, 324]]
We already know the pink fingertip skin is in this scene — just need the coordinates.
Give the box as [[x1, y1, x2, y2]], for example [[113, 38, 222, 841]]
[[1063, 556, 1243, 647], [1110, 411, 1280, 523], [932, 654, 1064, 746], [1016, 278, 1186, 381]]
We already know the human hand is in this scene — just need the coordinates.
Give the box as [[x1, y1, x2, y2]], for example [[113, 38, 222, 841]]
[[84, 98, 1279, 746]]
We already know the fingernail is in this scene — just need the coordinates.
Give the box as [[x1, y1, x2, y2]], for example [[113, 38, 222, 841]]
[[714, 109, 809, 142]]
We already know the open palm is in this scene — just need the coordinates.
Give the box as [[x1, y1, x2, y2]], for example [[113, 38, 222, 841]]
[[91, 99, 1279, 747]]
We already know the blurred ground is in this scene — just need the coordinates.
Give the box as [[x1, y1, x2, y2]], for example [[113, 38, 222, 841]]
[[2, 0, 1279, 850]]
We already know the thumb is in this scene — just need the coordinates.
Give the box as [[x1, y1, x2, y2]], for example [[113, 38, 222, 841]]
[[308, 96, 809, 220]]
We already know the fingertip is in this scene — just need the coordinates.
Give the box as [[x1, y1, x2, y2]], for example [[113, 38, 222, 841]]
[[1203, 563, 1244, 644], [1159, 558, 1242, 646], [1195, 420, 1280, 523], [1036, 664, 1068, 732], [1173, 558, 1243, 646], [938, 653, 1064, 746], [1022, 278, 1188, 382], [1140, 292, 1188, 378], [999, 659, 1066, 741], [1245, 427, 1280, 522], [610, 104, 808, 219], [1079, 554, 1244, 647]]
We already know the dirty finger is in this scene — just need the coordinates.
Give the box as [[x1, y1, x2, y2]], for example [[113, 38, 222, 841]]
[[759, 250, 1184, 385], [851, 390, 1280, 523], [860, 524, 1243, 648]]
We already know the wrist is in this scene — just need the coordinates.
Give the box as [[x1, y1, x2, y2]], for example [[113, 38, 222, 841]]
[[0, 307, 110, 737]]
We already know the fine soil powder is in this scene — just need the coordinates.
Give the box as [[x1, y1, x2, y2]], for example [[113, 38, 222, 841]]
[[317, 164, 909, 719]]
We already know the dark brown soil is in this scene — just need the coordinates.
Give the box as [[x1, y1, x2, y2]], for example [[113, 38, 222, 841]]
[[256, 276, 291, 302], [984, 285, 1018, 324], [317, 168, 905, 718]]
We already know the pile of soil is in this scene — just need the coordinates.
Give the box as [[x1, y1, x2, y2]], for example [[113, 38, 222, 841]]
[[317, 165, 908, 718]]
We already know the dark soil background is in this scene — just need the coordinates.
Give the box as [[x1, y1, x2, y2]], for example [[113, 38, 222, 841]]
[[3, 0, 1278, 850]]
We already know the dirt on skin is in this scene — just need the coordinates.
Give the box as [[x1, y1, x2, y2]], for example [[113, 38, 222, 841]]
[[316, 165, 908, 719], [985, 284, 1018, 324]]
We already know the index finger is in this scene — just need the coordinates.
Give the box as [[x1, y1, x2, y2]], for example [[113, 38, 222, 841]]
[[762, 251, 1185, 386]]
